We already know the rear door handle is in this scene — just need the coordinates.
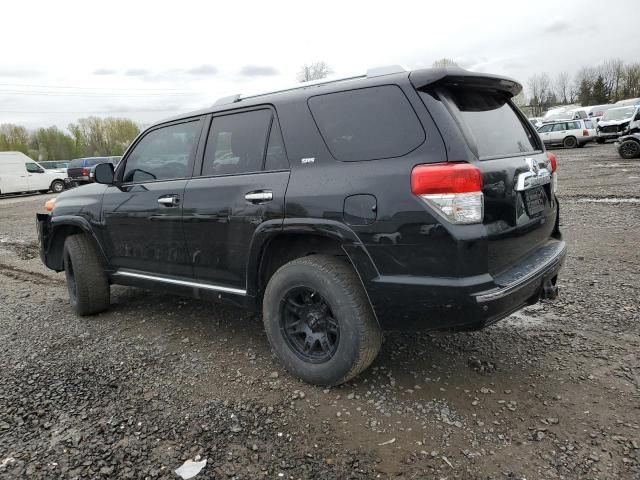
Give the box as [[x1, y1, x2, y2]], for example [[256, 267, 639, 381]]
[[245, 191, 273, 203], [157, 195, 180, 206]]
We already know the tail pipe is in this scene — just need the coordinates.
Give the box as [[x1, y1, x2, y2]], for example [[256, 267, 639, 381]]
[[541, 276, 559, 300]]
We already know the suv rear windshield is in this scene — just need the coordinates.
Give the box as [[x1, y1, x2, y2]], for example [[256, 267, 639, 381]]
[[308, 85, 425, 161], [436, 88, 538, 159]]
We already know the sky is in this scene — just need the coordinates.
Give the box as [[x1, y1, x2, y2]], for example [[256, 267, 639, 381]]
[[1, 0, 639, 130]]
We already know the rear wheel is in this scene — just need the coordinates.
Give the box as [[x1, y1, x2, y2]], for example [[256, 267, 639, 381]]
[[63, 234, 110, 316], [563, 136, 577, 148], [619, 139, 640, 159], [263, 255, 382, 386], [50, 180, 65, 193]]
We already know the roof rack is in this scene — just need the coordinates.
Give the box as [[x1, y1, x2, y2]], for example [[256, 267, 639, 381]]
[[213, 65, 407, 107]]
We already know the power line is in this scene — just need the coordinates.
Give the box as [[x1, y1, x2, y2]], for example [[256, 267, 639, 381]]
[[0, 82, 187, 92], [0, 109, 182, 114], [0, 90, 196, 97]]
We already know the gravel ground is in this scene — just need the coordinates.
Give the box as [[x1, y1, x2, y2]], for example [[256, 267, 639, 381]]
[[0, 143, 638, 479]]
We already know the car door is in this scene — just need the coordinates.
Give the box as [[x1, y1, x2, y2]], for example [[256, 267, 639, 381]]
[[25, 161, 48, 191], [538, 124, 552, 144], [182, 108, 290, 291], [550, 122, 567, 143], [100, 118, 203, 276]]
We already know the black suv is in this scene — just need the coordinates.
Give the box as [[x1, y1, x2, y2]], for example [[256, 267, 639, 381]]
[[37, 66, 565, 386]]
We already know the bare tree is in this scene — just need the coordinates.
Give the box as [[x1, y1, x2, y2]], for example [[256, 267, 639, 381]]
[[528, 73, 552, 116], [555, 71, 570, 104], [297, 62, 332, 82], [432, 58, 459, 68], [600, 59, 624, 101], [622, 63, 640, 98]]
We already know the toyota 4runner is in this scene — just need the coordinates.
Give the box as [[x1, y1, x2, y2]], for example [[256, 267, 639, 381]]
[[37, 66, 566, 386]]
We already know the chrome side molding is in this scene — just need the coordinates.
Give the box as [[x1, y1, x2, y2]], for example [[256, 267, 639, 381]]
[[113, 270, 246, 295]]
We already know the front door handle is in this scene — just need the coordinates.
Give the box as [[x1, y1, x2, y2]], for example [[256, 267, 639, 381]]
[[245, 191, 273, 203], [157, 195, 180, 206]]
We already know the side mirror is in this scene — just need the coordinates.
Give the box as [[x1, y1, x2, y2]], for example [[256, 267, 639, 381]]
[[94, 162, 115, 184]]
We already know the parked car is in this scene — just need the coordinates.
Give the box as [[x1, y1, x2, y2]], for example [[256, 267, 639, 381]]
[[37, 66, 565, 386], [614, 97, 640, 107], [596, 106, 640, 143], [66, 156, 121, 186], [542, 106, 587, 124], [39, 160, 70, 174], [537, 119, 595, 148], [583, 104, 615, 124], [528, 117, 543, 128], [0, 152, 67, 195], [615, 133, 640, 159]]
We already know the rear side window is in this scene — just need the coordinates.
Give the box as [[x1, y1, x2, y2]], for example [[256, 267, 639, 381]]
[[439, 89, 538, 159], [308, 85, 425, 161], [265, 119, 289, 171], [202, 109, 272, 176]]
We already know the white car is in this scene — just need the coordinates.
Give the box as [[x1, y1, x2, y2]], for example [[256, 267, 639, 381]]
[[537, 119, 596, 148], [0, 151, 67, 195], [596, 106, 640, 143]]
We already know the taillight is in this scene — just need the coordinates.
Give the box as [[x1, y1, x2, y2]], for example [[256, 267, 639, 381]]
[[583, 129, 589, 137], [546, 152, 558, 194], [81, 167, 90, 176], [411, 162, 483, 224]]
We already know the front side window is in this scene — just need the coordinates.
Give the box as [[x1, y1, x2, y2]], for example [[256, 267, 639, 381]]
[[202, 109, 272, 176], [122, 120, 201, 183], [25, 162, 41, 173], [538, 125, 552, 133], [309, 85, 425, 161]]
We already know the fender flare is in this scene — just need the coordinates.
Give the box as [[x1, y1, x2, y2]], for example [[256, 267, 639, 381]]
[[244, 217, 380, 302], [44, 215, 109, 271]]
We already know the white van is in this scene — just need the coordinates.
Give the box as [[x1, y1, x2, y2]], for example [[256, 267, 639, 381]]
[[0, 152, 67, 195]]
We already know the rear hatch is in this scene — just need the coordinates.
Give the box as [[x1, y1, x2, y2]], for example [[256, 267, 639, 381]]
[[413, 70, 557, 275], [66, 159, 86, 179]]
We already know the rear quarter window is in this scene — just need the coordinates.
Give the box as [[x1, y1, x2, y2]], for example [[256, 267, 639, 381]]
[[308, 85, 425, 161]]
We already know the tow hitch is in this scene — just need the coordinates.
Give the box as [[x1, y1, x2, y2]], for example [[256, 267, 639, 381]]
[[541, 276, 559, 300]]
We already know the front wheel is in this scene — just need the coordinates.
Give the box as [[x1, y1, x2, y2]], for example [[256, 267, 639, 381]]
[[263, 255, 382, 386], [619, 140, 640, 159], [50, 180, 65, 193], [63, 234, 110, 315]]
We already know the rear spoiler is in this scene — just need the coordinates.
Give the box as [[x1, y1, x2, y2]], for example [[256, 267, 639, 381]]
[[409, 67, 522, 98]]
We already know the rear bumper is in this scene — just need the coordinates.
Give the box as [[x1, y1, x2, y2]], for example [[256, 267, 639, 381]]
[[367, 239, 566, 330]]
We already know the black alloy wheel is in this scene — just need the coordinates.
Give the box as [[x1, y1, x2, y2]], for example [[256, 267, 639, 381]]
[[280, 287, 340, 363]]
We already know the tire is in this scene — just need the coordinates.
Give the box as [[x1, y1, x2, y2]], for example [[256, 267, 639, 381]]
[[619, 140, 640, 159], [563, 136, 577, 148], [63, 234, 110, 316], [50, 180, 65, 193], [263, 255, 382, 386], [596, 138, 605, 144]]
